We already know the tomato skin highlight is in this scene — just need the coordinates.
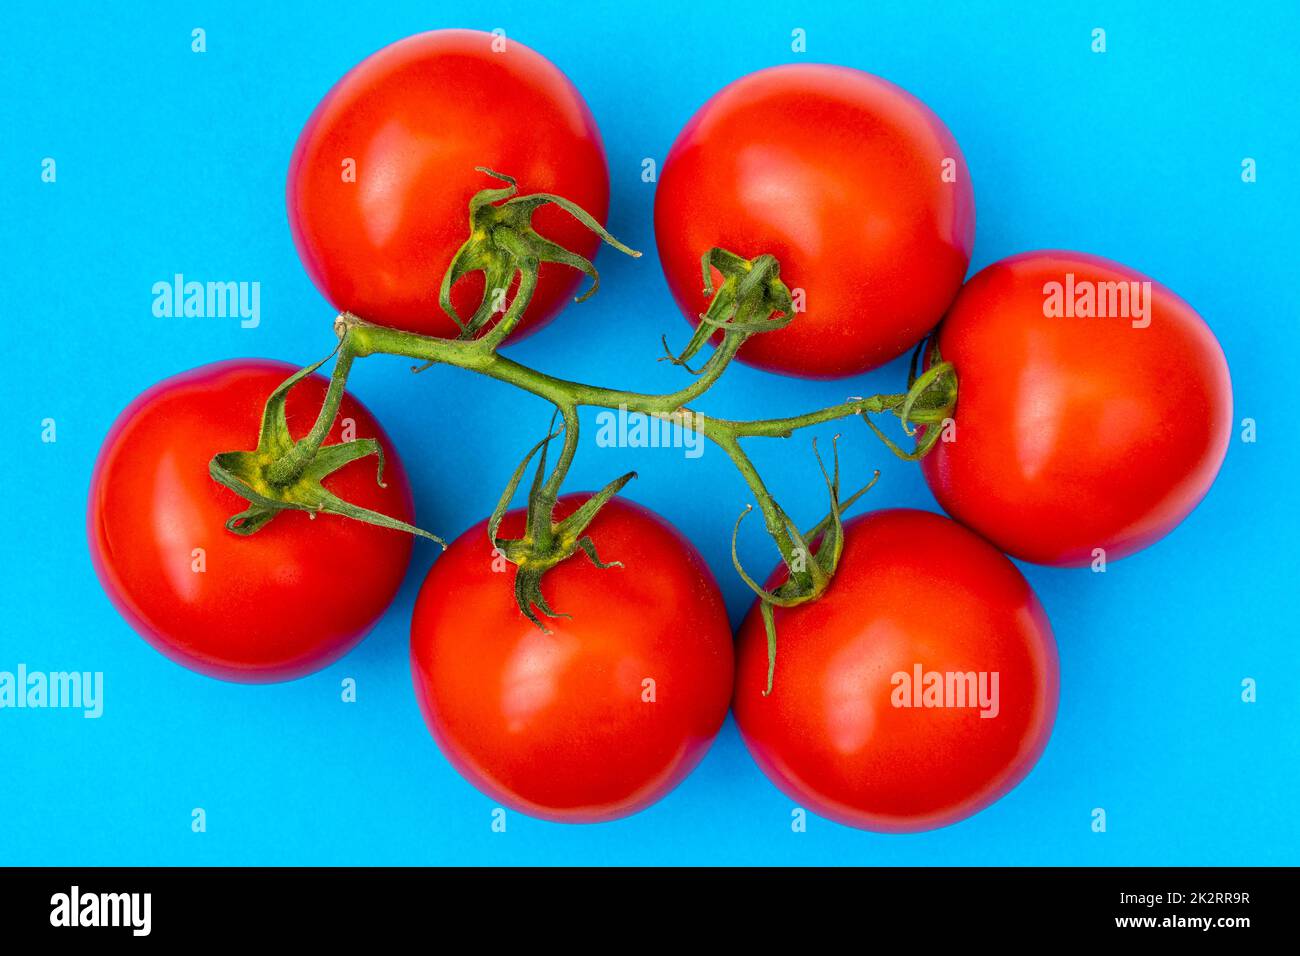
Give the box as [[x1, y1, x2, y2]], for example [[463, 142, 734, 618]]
[[922, 250, 1233, 566], [87, 360, 415, 683], [654, 64, 975, 379], [410, 496, 734, 824], [733, 509, 1058, 834], [287, 29, 609, 340]]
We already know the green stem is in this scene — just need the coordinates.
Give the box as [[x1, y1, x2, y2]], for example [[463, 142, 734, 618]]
[[526, 402, 581, 552], [266, 347, 356, 486], [719, 394, 908, 438], [227, 172, 964, 669], [333, 312, 934, 517], [712, 434, 806, 587], [345, 317, 882, 434], [329, 312, 927, 571], [254, 311, 951, 617]]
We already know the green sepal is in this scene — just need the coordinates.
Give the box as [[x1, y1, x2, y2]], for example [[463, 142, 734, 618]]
[[730, 437, 882, 695], [489, 415, 636, 632], [440, 168, 641, 343], [759, 601, 778, 697], [663, 248, 796, 371], [208, 358, 444, 546], [551, 469, 637, 546], [861, 335, 959, 462], [487, 418, 564, 550], [512, 567, 566, 631]]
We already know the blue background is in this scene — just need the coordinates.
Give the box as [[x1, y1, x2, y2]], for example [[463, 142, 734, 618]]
[[2, 2, 1296, 865]]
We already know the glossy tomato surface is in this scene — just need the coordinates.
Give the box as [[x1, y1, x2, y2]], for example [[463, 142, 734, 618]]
[[410, 496, 734, 823], [922, 250, 1233, 566], [287, 29, 609, 340], [88, 360, 415, 682], [734, 509, 1058, 833], [654, 64, 975, 378]]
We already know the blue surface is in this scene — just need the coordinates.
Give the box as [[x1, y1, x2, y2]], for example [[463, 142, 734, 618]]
[[2, 2, 1296, 866]]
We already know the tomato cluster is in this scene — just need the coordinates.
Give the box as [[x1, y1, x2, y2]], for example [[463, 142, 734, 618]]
[[89, 30, 1231, 834]]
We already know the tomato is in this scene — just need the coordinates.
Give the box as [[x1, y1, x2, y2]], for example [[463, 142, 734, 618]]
[[733, 509, 1058, 833], [88, 360, 415, 683], [410, 496, 733, 823], [654, 64, 975, 379], [922, 250, 1233, 566], [287, 29, 609, 340]]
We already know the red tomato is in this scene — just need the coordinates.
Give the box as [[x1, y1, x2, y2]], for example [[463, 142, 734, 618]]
[[287, 29, 609, 340], [654, 64, 975, 379], [88, 360, 415, 682], [410, 496, 734, 823], [922, 251, 1233, 566], [734, 509, 1058, 833]]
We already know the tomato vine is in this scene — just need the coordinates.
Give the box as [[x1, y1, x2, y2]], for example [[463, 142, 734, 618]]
[[210, 170, 959, 690]]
